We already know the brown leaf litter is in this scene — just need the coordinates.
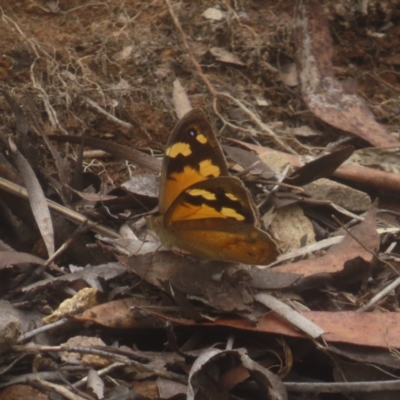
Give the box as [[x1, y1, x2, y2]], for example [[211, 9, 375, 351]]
[[0, 0, 399, 399]]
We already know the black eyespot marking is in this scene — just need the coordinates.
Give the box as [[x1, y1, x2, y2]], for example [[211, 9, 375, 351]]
[[188, 128, 197, 138], [216, 187, 225, 194]]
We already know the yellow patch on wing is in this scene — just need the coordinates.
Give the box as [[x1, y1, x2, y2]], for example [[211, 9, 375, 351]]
[[164, 159, 222, 216], [225, 192, 238, 201], [221, 207, 245, 220], [169, 203, 228, 223], [165, 167, 206, 212], [196, 133, 207, 144], [187, 188, 216, 200], [166, 142, 191, 158], [198, 159, 220, 177]]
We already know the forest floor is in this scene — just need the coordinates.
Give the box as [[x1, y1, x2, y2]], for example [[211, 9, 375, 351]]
[[0, 1, 400, 399]]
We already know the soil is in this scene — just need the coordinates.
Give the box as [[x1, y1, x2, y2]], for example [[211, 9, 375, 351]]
[[1, 1, 399, 180]]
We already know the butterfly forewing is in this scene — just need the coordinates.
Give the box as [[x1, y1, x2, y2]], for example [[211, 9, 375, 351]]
[[159, 109, 229, 214]]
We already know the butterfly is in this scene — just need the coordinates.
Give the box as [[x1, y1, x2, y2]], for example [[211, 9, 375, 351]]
[[147, 109, 279, 265]]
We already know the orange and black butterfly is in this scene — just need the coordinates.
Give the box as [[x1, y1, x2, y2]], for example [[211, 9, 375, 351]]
[[147, 109, 279, 265]]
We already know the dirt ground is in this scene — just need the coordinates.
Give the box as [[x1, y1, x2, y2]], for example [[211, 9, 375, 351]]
[[1, 0, 400, 399], [1, 0, 399, 173]]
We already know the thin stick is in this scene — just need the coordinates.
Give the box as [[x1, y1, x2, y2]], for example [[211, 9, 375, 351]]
[[0, 177, 120, 239], [164, 0, 216, 96], [284, 379, 400, 393], [164, 0, 296, 154], [84, 97, 133, 130], [15, 344, 188, 384], [218, 92, 297, 154], [331, 215, 396, 275], [358, 276, 400, 312]]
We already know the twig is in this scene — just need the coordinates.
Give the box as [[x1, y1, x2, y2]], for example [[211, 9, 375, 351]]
[[15, 344, 188, 384], [257, 144, 400, 195], [218, 92, 297, 154], [164, 0, 216, 96], [1, 10, 69, 134], [18, 318, 69, 343], [212, 97, 259, 135], [72, 362, 125, 388], [35, 378, 89, 400], [254, 293, 324, 338], [0, 371, 70, 389], [84, 97, 133, 130], [357, 276, 400, 312], [284, 379, 400, 393], [164, 0, 296, 155], [331, 215, 397, 275], [0, 177, 120, 239]]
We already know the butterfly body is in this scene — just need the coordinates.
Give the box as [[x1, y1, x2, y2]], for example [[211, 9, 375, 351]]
[[148, 109, 279, 265]]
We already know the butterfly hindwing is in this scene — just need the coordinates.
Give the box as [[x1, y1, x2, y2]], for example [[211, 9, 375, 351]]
[[164, 218, 280, 265], [164, 176, 258, 225], [159, 109, 229, 214]]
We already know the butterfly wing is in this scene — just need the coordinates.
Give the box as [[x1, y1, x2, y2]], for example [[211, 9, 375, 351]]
[[161, 176, 279, 265], [164, 176, 258, 225], [153, 109, 280, 265], [167, 219, 279, 265], [159, 109, 229, 214]]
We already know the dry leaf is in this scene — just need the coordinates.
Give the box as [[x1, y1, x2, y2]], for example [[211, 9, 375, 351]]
[[9, 139, 55, 257], [274, 204, 379, 279], [87, 369, 104, 399], [77, 297, 166, 330], [202, 7, 225, 21], [283, 146, 354, 186], [187, 348, 287, 400], [61, 336, 110, 368], [295, 0, 400, 147], [210, 47, 244, 66], [303, 178, 371, 212], [0, 385, 48, 400], [269, 204, 315, 252], [42, 288, 99, 325], [233, 139, 400, 195], [0, 251, 45, 269], [279, 62, 299, 87], [172, 79, 192, 118], [22, 263, 127, 293], [212, 311, 400, 349], [157, 377, 187, 398]]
